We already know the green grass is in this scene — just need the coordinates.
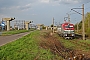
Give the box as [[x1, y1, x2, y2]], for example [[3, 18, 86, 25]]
[[54, 33, 90, 51], [0, 30, 60, 60], [1, 30, 29, 36], [60, 39, 77, 49], [54, 34, 76, 49], [78, 40, 90, 51], [78, 39, 90, 44], [59, 38, 90, 51]]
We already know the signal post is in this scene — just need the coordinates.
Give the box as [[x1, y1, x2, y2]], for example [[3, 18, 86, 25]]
[[71, 4, 85, 40]]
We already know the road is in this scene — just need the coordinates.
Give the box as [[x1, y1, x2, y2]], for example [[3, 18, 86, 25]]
[[0, 32, 30, 46]]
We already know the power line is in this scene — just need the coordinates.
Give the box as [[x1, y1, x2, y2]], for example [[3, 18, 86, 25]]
[[64, 1, 90, 21]]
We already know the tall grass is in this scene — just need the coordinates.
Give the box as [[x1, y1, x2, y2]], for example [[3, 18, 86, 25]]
[[0, 31, 58, 60], [54, 33, 90, 51], [2, 30, 29, 36], [59, 38, 90, 51]]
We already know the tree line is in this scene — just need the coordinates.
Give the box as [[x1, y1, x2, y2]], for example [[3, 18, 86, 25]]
[[74, 12, 90, 38]]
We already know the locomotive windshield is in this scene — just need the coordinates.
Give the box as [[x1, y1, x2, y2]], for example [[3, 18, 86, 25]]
[[65, 24, 74, 28]]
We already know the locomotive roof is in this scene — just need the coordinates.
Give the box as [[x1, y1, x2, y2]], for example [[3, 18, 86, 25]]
[[62, 22, 74, 25]]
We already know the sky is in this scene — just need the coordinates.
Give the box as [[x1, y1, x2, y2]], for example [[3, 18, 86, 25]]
[[0, 0, 90, 26]]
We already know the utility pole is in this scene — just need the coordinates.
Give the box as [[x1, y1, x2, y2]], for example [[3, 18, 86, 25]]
[[88, 18, 89, 28], [67, 13, 70, 23], [53, 17, 54, 33], [77, 22, 78, 33], [68, 14, 70, 23], [71, 4, 85, 40], [82, 4, 85, 40], [22, 20, 23, 29], [24, 20, 25, 29]]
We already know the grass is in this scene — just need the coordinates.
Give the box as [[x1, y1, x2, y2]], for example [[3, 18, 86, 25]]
[[60, 40, 76, 49], [54, 33, 90, 51], [78, 39, 90, 44], [53, 34, 76, 49], [1, 30, 29, 36], [58, 37, 90, 51], [78, 40, 90, 51], [1, 30, 90, 60], [0, 30, 60, 60]]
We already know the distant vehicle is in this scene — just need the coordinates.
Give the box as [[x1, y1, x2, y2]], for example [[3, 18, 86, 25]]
[[0, 21, 5, 31], [57, 21, 75, 39], [1, 22, 5, 27]]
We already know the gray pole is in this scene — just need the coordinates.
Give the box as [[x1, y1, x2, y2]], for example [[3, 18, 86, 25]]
[[82, 4, 85, 40], [67, 13, 70, 23], [77, 22, 78, 33], [88, 18, 89, 28], [53, 17, 54, 33]]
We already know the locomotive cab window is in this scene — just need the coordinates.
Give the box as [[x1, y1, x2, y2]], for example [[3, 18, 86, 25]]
[[69, 26, 73, 28], [65, 25, 73, 28], [65, 26, 69, 28]]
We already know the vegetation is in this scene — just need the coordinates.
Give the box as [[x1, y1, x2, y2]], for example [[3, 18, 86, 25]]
[[1, 30, 29, 36], [0, 31, 59, 60], [74, 12, 90, 38], [84, 12, 90, 38], [53, 33, 90, 51], [58, 38, 90, 51], [42, 26, 46, 29]]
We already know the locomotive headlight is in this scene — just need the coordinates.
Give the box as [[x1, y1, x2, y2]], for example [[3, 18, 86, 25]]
[[65, 34, 67, 36], [64, 34, 67, 36], [72, 34, 75, 36]]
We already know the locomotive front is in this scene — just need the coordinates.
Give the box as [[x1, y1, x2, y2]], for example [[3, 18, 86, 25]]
[[61, 23, 75, 39]]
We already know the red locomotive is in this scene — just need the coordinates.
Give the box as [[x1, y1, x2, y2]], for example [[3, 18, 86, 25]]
[[57, 21, 75, 39]]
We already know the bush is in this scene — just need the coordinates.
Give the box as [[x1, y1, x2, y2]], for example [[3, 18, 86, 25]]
[[42, 26, 46, 29], [86, 28, 90, 38]]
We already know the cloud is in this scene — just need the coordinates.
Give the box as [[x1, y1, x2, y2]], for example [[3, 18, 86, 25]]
[[59, 0, 78, 4], [0, 3, 32, 14], [79, 0, 90, 3], [0, 0, 35, 13], [0, 0, 17, 8], [39, 0, 50, 3], [0, 14, 10, 21], [58, 0, 90, 4], [39, 0, 90, 5], [16, 4, 32, 11], [32, 14, 37, 16], [37, 0, 80, 6]]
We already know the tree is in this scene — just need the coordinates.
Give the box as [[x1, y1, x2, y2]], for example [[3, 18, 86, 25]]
[[85, 12, 90, 31], [74, 12, 90, 38], [84, 12, 90, 38], [78, 21, 82, 30]]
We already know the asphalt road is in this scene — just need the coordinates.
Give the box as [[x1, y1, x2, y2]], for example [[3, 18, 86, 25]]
[[0, 32, 30, 46]]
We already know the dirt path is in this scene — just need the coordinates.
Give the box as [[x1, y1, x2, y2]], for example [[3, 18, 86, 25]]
[[0, 32, 30, 46], [39, 31, 90, 60]]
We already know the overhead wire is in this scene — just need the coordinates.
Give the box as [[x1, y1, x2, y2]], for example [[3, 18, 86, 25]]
[[63, 1, 90, 23]]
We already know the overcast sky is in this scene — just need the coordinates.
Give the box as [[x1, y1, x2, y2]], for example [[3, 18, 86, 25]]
[[0, 0, 90, 26]]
